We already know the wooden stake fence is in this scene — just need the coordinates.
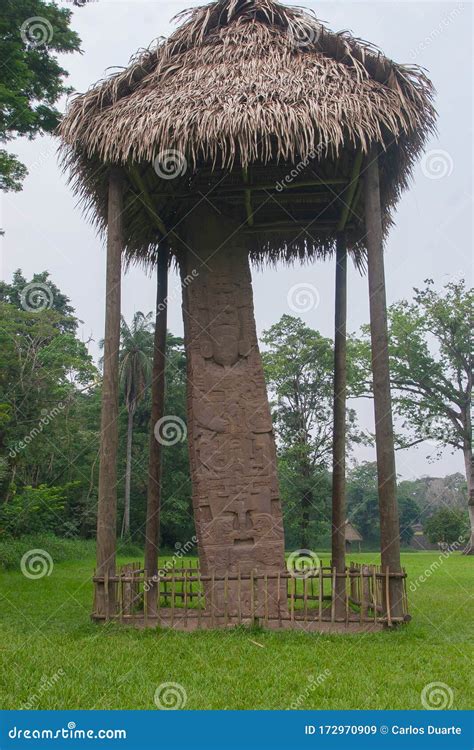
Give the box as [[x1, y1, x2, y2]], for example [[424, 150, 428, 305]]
[[93, 559, 409, 630]]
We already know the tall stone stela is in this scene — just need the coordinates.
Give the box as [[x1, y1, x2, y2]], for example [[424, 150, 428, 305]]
[[179, 206, 286, 618]]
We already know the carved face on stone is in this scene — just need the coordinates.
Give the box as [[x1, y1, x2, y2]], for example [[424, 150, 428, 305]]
[[211, 324, 240, 366], [199, 305, 251, 367]]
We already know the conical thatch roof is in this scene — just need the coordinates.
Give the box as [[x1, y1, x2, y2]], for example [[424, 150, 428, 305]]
[[345, 520, 363, 542], [59, 0, 436, 265]]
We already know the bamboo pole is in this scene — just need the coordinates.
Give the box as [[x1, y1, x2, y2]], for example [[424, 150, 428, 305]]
[[184, 569, 188, 629], [118, 569, 123, 623], [365, 147, 404, 620], [198, 570, 202, 630], [385, 567, 392, 627], [402, 567, 408, 617], [264, 574, 269, 627], [150, 177, 348, 200], [95, 168, 123, 620], [210, 573, 215, 628], [331, 568, 336, 623], [331, 232, 348, 620], [143, 570, 148, 627], [251, 570, 256, 624], [345, 568, 350, 625], [92, 568, 97, 617], [157, 570, 161, 625], [318, 567, 323, 623], [372, 567, 377, 624], [238, 569, 242, 625], [145, 242, 169, 617], [171, 573, 176, 629], [104, 570, 109, 621], [224, 573, 229, 628], [303, 576, 308, 623], [277, 571, 282, 629]]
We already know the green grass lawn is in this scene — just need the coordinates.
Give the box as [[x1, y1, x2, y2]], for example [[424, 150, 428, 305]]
[[0, 551, 472, 710]]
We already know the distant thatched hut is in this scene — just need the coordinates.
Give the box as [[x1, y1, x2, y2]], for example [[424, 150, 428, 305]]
[[410, 523, 438, 551], [345, 521, 363, 553]]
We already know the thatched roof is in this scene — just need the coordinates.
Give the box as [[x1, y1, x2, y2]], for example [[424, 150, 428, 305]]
[[59, 0, 436, 265], [345, 520, 363, 542]]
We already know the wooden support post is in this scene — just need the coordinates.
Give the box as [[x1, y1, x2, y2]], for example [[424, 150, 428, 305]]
[[365, 147, 404, 620], [331, 232, 348, 620], [145, 242, 169, 617], [95, 168, 123, 619]]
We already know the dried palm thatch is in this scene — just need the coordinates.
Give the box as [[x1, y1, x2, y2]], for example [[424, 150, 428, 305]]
[[59, 0, 436, 265]]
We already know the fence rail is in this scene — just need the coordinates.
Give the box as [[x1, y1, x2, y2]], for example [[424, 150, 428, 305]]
[[92, 558, 409, 631]]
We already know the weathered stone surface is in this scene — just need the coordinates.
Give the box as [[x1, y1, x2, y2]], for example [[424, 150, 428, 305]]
[[179, 206, 286, 617]]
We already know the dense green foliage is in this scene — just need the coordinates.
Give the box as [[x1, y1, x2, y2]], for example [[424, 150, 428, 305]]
[[0, 1, 80, 192], [0, 270, 192, 547], [353, 279, 473, 548], [261, 315, 366, 548], [0, 271, 99, 538], [424, 508, 468, 546]]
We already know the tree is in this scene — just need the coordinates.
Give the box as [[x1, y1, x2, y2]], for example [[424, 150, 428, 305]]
[[425, 508, 469, 546], [0, 274, 98, 533], [117, 312, 154, 537], [0, 269, 78, 332], [398, 494, 420, 545], [346, 462, 380, 543], [158, 335, 193, 547], [347, 462, 421, 546], [354, 279, 473, 553], [261, 315, 366, 548], [0, 1, 80, 194]]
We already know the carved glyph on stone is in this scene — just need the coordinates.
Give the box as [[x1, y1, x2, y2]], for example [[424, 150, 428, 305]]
[[179, 207, 286, 618]]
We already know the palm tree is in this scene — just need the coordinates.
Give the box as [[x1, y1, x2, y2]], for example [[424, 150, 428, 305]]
[[119, 312, 153, 536], [117, 312, 154, 536]]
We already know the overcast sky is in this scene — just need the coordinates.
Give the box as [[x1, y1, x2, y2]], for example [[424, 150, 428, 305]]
[[1, 0, 472, 481]]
